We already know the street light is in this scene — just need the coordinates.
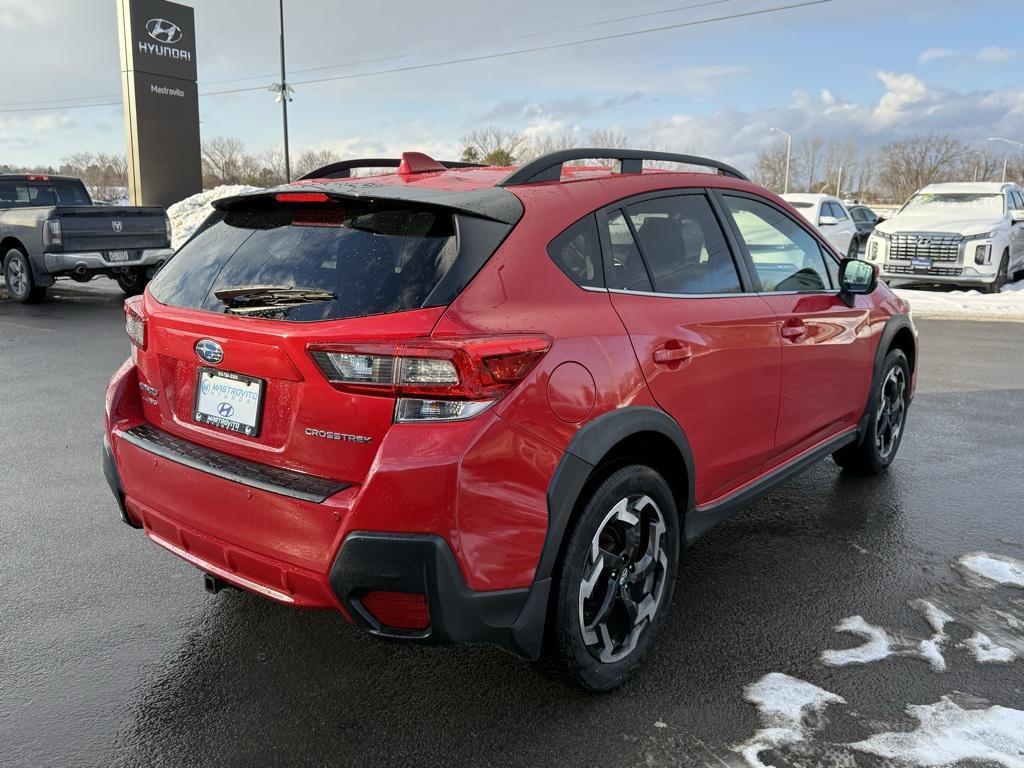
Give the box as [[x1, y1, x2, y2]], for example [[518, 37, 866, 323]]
[[987, 137, 1024, 183], [270, 0, 292, 182], [770, 127, 792, 195]]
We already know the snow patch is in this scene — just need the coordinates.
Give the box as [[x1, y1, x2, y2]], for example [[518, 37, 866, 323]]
[[167, 185, 260, 248], [735, 673, 845, 768], [961, 632, 1016, 664], [849, 697, 1024, 768], [820, 615, 892, 665], [957, 552, 1024, 588], [821, 600, 953, 670], [894, 280, 1024, 322]]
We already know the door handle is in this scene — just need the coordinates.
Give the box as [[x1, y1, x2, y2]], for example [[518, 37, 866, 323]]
[[653, 344, 693, 364], [780, 320, 807, 341]]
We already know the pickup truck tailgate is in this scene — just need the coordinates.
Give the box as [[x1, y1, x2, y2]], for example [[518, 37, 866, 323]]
[[59, 206, 168, 251]]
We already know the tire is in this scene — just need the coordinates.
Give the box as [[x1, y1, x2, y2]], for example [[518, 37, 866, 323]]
[[833, 348, 910, 475], [538, 465, 680, 691], [985, 251, 1009, 294], [115, 268, 149, 297], [847, 237, 859, 260], [3, 248, 46, 303]]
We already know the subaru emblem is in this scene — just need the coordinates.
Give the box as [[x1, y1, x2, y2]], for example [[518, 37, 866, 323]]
[[112, 220, 123, 233], [195, 339, 223, 365]]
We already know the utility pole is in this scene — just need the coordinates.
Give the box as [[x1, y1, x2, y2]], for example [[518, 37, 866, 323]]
[[988, 137, 1024, 185], [278, 0, 290, 182], [836, 165, 843, 199], [770, 128, 792, 195]]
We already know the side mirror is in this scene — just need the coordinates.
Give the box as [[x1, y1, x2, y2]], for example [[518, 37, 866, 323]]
[[839, 257, 877, 297], [1011, 210, 1024, 223], [818, 215, 839, 227]]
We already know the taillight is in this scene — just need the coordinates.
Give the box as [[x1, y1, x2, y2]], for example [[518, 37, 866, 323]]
[[124, 299, 146, 350], [42, 217, 62, 248], [309, 336, 550, 422]]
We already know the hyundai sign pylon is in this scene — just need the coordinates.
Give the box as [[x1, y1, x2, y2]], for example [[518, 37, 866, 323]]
[[116, 0, 202, 208]]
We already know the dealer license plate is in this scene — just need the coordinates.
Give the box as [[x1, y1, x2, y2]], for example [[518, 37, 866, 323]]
[[911, 258, 932, 271], [193, 368, 264, 436], [108, 250, 131, 262]]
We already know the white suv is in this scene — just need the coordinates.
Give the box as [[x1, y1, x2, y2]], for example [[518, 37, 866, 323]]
[[866, 182, 1024, 293], [782, 193, 860, 259]]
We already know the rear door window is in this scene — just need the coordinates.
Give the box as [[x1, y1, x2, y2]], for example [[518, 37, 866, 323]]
[[150, 201, 467, 322], [722, 195, 833, 292], [0, 182, 31, 207], [604, 210, 653, 292], [624, 194, 741, 294]]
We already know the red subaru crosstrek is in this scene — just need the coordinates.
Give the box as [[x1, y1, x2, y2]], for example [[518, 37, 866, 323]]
[[104, 149, 917, 690]]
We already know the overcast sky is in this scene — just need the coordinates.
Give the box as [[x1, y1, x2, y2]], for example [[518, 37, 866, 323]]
[[1, 0, 1022, 171]]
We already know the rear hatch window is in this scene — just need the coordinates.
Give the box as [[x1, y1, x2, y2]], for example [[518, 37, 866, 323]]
[[151, 199, 487, 322]]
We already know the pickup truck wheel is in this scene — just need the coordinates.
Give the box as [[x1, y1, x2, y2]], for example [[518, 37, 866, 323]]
[[985, 252, 1009, 294], [4, 248, 46, 303], [833, 348, 910, 474], [115, 268, 148, 297], [538, 465, 679, 691]]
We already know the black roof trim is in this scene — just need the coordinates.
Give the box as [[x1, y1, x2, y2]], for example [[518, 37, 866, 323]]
[[499, 148, 749, 186], [210, 181, 524, 225], [297, 158, 484, 181]]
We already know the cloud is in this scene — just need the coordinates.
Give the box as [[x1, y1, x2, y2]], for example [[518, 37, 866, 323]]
[[919, 46, 1020, 64], [0, 3, 52, 30]]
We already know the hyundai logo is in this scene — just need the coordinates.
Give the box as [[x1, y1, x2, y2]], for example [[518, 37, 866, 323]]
[[195, 339, 224, 365], [217, 402, 235, 418], [146, 18, 183, 44], [111, 220, 123, 233]]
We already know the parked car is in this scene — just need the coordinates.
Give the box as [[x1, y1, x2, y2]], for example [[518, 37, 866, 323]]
[[782, 193, 859, 259], [0, 174, 172, 302], [103, 150, 917, 691], [849, 204, 883, 250], [866, 182, 1024, 292]]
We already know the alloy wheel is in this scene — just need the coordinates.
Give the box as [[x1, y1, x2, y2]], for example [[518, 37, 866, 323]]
[[578, 494, 669, 663], [875, 365, 907, 460], [6, 255, 27, 298]]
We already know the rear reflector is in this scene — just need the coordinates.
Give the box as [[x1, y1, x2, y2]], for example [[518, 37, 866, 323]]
[[361, 590, 430, 630]]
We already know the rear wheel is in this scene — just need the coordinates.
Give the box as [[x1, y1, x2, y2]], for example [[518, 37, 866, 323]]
[[847, 237, 859, 260], [833, 348, 910, 474], [4, 248, 46, 303], [539, 465, 679, 691], [115, 267, 149, 297]]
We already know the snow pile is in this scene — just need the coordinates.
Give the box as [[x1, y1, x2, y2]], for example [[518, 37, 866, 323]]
[[956, 552, 1024, 588], [849, 697, 1024, 768], [894, 279, 1024, 322], [166, 185, 259, 248], [735, 673, 845, 768]]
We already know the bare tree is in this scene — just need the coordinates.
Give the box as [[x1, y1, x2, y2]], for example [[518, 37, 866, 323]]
[[587, 129, 630, 149], [877, 134, 969, 202], [517, 132, 578, 163], [798, 136, 824, 193], [753, 143, 791, 193], [58, 151, 128, 200], [962, 147, 1008, 183], [201, 137, 247, 184], [460, 126, 525, 165], [294, 148, 342, 178]]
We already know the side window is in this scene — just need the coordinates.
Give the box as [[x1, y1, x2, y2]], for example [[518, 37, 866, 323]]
[[1009, 190, 1024, 211], [830, 202, 848, 220], [0, 181, 31, 208], [603, 210, 653, 292], [547, 215, 603, 288], [28, 186, 56, 206], [624, 194, 741, 294], [722, 195, 833, 292]]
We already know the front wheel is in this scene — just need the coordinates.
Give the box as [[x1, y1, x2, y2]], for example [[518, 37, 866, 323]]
[[115, 268, 149, 297], [539, 465, 679, 691], [985, 252, 1009, 294], [847, 237, 860, 260], [4, 248, 46, 303], [833, 348, 910, 474]]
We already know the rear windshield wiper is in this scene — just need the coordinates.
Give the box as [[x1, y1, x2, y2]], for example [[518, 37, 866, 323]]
[[214, 285, 336, 308]]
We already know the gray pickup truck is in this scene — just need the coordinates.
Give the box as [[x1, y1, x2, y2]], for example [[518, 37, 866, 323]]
[[1, 174, 173, 303]]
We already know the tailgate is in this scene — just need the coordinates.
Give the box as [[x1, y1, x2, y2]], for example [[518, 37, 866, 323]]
[[59, 206, 168, 252]]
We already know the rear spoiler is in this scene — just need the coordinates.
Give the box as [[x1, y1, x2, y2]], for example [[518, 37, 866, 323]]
[[211, 183, 524, 226]]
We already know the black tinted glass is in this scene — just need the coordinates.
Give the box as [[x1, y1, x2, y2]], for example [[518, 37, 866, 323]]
[[150, 202, 462, 322], [626, 195, 741, 294], [548, 215, 603, 288], [604, 210, 653, 291], [52, 180, 91, 205]]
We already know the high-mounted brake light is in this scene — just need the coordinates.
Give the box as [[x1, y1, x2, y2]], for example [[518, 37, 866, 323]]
[[25, 174, 50, 181], [275, 192, 330, 203], [124, 299, 146, 350], [308, 336, 551, 422]]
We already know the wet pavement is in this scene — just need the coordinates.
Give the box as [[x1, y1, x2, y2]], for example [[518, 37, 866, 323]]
[[1, 282, 1022, 767]]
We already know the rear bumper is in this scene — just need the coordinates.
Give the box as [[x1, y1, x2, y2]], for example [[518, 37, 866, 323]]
[[42, 248, 173, 275]]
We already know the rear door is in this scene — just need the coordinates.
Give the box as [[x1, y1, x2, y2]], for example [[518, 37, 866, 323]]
[[600, 190, 782, 504], [717, 192, 873, 458]]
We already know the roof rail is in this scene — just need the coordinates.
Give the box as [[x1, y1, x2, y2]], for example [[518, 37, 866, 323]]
[[498, 148, 749, 186], [297, 157, 483, 181]]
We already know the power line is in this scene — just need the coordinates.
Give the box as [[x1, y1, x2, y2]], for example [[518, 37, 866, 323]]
[[0, 0, 831, 113]]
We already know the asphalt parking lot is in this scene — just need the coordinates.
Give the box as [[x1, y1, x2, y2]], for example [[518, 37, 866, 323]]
[[2, 282, 1022, 768]]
